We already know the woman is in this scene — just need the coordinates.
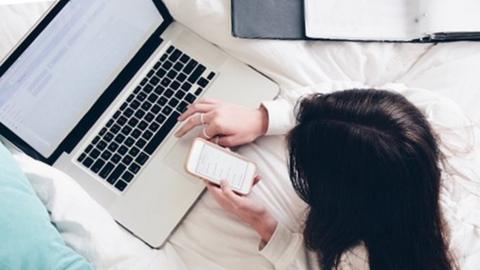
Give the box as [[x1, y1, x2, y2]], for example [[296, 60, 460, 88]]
[[174, 85, 460, 269]]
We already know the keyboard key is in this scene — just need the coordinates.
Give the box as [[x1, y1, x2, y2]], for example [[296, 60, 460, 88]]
[[156, 114, 166, 123], [141, 101, 152, 111], [122, 155, 133, 166], [111, 124, 121, 133], [154, 86, 165, 95], [158, 97, 168, 105], [99, 128, 107, 136], [162, 106, 173, 115], [147, 70, 155, 78], [194, 88, 203, 96], [184, 59, 198, 74], [122, 171, 134, 183], [207, 72, 216, 80], [99, 162, 115, 179], [177, 73, 187, 82], [145, 112, 155, 122], [129, 146, 140, 157], [175, 90, 186, 100], [136, 153, 149, 166], [123, 108, 134, 117], [164, 90, 174, 98], [134, 110, 146, 119], [129, 163, 141, 174], [168, 98, 179, 107], [113, 111, 121, 119], [181, 82, 192, 91], [120, 102, 128, 111], [148, 93, 159, 103], [161, 78, 171, 87], [90, 149, 101, 159], [117, 116, 127, 126], [82, 157, 94, 168], [137, 92, 147, 102], [185, 93, 196, 103], [197, 77, 209, 88], [91, 159, 105, 173], [139, 121, 148, 130], [85, 144, 93, 154], [133, 86, 141, 94], [149, 76, 160, 85], [178, 101, 189, 113], [108, 142, 119, 152], [97, 141, 108, 151], [167, 70, 178, 79], [156, 68, 167, 78], [101, 150, 112, 160], [153, 62, 161, 70], [152, 104, 161, 114], [136, 138, 147, 148], [166, 46, 174, 53], [128, 117, 139, 126], [118, 146, 128, 155], [92, 135, 101, 144], [144, 112, 180, 155], [121, 126, 132, 136], [106, 120, 114, 128], [114, 134, 126, 144], [107, 164, 126, 184], [131, 129, 142, 139], [170, 81, 180, 90], [104, 132, 114, 142], [160, 54, 167, 61], [111, 154, 121, 163], [140, 78, 148, 86], [173, 62, 184, 71], [144, 84, 154, 93], [188, 65, 206, 84], [126, 94, 135, 102], [142, 130, 153, 140], [77, 153, 86, 162], [169, 49, 182, 61], [125, 137, 135, 147], [149, 122, 160, 132], [162, 61, 173, 70], [115, 180, 128, 192], [179, 54, 190, 63], [130, 100, 141, 109]]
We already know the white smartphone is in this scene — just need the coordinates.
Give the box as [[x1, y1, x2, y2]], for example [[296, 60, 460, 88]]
[[185, 138, 257, 195]]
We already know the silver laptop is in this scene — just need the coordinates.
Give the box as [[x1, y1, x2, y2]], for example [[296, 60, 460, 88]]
[[0, 0, 278, 247]]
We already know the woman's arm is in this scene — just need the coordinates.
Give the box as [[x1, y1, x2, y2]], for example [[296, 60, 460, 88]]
[[174, 98, 295, 147]]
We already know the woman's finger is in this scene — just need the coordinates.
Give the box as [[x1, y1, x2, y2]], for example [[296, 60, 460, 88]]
[[253, 175, 262, 186], [177, 103, 216, 121], [205, 181, 231, 207], [199, 122, 224, 140], [197, 98, 220, 105], [175, 112, 214, 138], [220, 181, 246, 206]]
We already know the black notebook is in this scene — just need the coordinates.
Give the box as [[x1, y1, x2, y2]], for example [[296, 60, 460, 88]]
[[232, 0, 480, 42]]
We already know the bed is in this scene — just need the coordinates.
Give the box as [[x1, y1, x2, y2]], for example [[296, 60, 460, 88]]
[[1, 1, 480, 269]]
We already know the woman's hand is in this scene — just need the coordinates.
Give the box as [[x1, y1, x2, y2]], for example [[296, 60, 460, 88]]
[[205, 178, 278, 244], [174, 99, 269, 147]]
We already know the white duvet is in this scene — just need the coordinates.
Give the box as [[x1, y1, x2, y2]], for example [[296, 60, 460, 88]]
[[1, 1, 480, 269]]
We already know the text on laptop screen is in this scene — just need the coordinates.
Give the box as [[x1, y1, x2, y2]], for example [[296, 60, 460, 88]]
[[0, 0, 163, 157]]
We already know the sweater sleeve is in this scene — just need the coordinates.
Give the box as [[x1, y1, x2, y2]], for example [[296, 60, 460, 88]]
[[261, 99, 296, 136], [258, 223, 305, 270]]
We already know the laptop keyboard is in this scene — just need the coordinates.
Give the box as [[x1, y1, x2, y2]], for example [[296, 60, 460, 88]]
[[76, 45, 216, 192]]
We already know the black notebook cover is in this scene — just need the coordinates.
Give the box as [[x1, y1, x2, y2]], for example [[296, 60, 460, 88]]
[[231, 0, 305, 40]]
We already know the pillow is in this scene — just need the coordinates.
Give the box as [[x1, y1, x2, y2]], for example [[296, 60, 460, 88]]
[[0, 142, 93, 270]]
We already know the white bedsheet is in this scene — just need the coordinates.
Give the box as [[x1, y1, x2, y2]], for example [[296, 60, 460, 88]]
[[1, 1, 480, 269]]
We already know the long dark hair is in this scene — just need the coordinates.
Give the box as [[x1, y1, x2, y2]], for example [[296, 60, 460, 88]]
[[287, 89, 455, 270]]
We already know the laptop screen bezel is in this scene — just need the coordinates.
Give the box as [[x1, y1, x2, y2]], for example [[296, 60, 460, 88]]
[[0, 0, 173, 165]]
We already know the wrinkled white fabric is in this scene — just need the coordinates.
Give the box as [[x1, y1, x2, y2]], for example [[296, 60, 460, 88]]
[[1, 1, 480, 269]]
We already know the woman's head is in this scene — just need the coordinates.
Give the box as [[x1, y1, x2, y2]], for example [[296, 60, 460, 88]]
[[287, 89, 454, 270]]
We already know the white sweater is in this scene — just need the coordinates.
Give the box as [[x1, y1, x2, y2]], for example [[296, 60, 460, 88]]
[[257, 82, 480, 270]]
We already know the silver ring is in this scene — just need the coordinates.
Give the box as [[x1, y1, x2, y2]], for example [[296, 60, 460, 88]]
[[199, 113, 206, 125], [202, 128, 211, 139], [214, 136, 220, 144]]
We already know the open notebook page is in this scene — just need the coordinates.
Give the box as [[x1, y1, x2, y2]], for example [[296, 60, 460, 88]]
[[305, 0, 424, 41], [423, 0, 480, 34]]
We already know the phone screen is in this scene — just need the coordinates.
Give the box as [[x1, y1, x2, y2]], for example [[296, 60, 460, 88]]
[[194, 142, 250, 191]]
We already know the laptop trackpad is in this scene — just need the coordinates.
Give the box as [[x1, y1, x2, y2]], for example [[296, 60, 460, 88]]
[[164, 127, 202, 180]]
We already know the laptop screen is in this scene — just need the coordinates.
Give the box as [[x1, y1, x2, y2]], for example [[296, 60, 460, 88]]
[[0, 0, 163, 157]]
